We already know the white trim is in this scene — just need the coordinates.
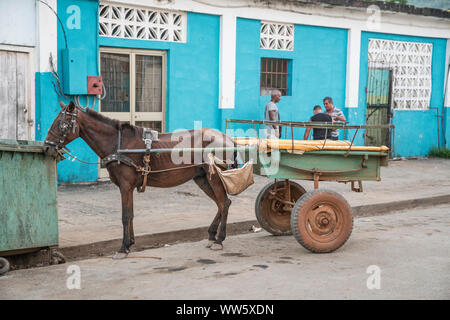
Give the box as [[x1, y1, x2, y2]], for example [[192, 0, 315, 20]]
[[0, 45, 35, 140], [345, 28, 361, 109], [218, 14, 236, 109], [444, 39, 450, 108], [37, 0, 57, 73]]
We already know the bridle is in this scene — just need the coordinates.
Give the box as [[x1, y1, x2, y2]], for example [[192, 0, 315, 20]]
[[44, 105, 79, 158]]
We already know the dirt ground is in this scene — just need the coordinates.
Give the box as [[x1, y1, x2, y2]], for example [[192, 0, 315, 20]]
[[1, 203, 449, 300], [56, 158, 450, 247]]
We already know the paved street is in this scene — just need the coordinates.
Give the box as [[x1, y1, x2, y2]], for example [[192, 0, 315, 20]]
[[1, 203, 449, 300], [57, 158, 450, 248]]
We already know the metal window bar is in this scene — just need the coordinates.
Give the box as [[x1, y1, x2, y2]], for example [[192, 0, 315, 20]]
[[261, 58, 288, 95]]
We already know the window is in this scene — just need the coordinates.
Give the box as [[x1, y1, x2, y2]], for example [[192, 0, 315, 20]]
[[260, 58, 290, 96], [260, 21, 294, 51], [368, 38, 433, 110], [99, 2, 187, 42]]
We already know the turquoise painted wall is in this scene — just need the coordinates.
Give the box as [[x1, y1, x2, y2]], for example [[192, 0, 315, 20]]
[[350, 32, 447, 157], [36, 0, 220, 183], [222, 18, 348, 139], [99, 12, 221, 132], [36, 0, 101, 183]]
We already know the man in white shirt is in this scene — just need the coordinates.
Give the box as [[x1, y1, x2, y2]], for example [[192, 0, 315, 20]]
[[264, 90, 281, 139], [323, 96, 346, 140]]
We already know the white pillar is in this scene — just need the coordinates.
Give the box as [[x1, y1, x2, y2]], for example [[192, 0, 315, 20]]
[[37, 0, 57, 73], [345, 27, 361, 109], [444, 39, 450, 108], [218, 14, 236, 109]]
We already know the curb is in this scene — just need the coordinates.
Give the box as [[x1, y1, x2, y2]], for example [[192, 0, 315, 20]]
[[5, 194, 450, 271]]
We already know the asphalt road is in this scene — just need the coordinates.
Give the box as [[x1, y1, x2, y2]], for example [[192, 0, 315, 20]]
[[1, 204, 449, 300]]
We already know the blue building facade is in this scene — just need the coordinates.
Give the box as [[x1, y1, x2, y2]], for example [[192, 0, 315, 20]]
[[20, 0, 450, 183]]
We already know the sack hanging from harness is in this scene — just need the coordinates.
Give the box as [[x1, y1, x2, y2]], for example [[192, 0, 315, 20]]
[[208, 154, 254, 196]]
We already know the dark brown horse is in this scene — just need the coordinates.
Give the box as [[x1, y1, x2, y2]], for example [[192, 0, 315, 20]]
[[44, 101, 236, 259]]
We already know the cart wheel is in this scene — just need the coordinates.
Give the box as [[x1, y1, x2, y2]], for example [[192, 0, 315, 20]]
[[255, 180, 306, 235], [0, 257, 10, 276], [291, 190, 353, 253]]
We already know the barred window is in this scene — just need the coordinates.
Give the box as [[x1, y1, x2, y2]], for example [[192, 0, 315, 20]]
[[260, 58, 290, 96]]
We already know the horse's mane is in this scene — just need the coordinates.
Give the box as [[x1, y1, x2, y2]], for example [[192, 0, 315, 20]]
[[85, 108, 120, 130], [84, 108, 140, 136]]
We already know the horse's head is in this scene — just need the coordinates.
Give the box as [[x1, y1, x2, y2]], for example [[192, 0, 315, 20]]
[[43, 101, 80, 159]]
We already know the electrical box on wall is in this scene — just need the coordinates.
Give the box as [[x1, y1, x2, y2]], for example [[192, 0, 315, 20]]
[[62, 48, 88, 95]]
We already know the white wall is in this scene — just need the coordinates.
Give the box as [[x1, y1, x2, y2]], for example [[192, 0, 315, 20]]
[[0, 0, 36, 46]]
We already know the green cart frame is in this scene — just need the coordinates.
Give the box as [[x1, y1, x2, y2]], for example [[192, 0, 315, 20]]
[[227, 119, 394, 253]]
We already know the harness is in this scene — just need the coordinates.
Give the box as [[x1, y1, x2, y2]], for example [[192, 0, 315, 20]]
[[102, 128, 159, 193], [44, 105, 79, 158]]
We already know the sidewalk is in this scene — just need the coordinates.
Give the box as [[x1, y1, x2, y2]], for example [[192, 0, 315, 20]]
[[57, 158, 450, 259]]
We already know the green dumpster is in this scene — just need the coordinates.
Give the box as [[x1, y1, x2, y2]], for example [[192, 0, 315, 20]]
[[0, 139, 58, 274]]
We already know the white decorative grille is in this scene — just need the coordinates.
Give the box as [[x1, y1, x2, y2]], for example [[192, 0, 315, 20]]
[[260, 21, 294, 51], [99, 2, 186, 42], [368, 38, 433, 110]]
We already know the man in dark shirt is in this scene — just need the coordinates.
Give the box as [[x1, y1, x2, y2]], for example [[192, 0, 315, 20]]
[[304, 105, 333, 140]]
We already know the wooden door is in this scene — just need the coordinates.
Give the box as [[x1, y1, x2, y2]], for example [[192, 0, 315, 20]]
[[0, 49, 33, 140]]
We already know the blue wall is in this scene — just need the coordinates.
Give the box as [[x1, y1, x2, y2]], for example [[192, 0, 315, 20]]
[[99, 12, 221, 132], [222, 18, 348, 139], [35, 0, 100, 183], [350, 32, 447, 157]]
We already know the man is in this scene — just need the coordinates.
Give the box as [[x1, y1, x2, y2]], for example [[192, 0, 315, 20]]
[[264, 90, 281, 139], [323, 96, 346, 140], [304, 105, 333, 140]]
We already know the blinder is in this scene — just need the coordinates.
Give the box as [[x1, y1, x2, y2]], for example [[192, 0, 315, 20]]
[[44, 105, 79, 158]]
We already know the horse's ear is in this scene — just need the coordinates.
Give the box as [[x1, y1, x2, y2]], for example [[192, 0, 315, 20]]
[[59, 101, 66, 109], [67, 101, 75, 111]]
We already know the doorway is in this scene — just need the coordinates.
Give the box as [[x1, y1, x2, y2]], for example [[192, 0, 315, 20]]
[[0, 46, 34, 140], [365, 64, 393, 150], [99, 47, 166, 178]]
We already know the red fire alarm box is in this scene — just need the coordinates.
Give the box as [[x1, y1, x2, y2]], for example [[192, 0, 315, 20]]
[[87, 76, 103, 95]]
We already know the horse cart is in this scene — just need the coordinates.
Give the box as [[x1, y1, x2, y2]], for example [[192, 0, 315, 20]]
[[227, 119, 394, 253]]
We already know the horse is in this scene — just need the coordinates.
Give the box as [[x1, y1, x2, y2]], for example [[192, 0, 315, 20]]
[[44, 101, 237, 259]]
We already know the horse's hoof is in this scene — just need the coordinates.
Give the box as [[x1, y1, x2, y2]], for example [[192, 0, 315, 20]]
[[112, 252, 128, 260], [206, 240, 215, 248], [210, 243, 223, 251]]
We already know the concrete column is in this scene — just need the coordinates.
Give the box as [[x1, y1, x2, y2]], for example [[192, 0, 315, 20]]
[[218, 14, 236, 110], [444, 39, 450, 147], [345, 27, 361, 110], [37, 0, 57, 73]]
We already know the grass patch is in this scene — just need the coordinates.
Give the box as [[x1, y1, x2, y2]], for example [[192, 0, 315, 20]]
[[429, 147, 450, 159]]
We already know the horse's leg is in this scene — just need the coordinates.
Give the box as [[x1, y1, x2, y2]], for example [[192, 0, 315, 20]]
[[113, 185, 134, 259], [206, 170, 232, 251], [194, 175, 221, 248]]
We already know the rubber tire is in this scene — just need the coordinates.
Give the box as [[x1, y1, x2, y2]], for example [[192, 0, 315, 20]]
[[0, 257, 10, 276], [255, 180, 307, 236], [290, 189, 353, 253]]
